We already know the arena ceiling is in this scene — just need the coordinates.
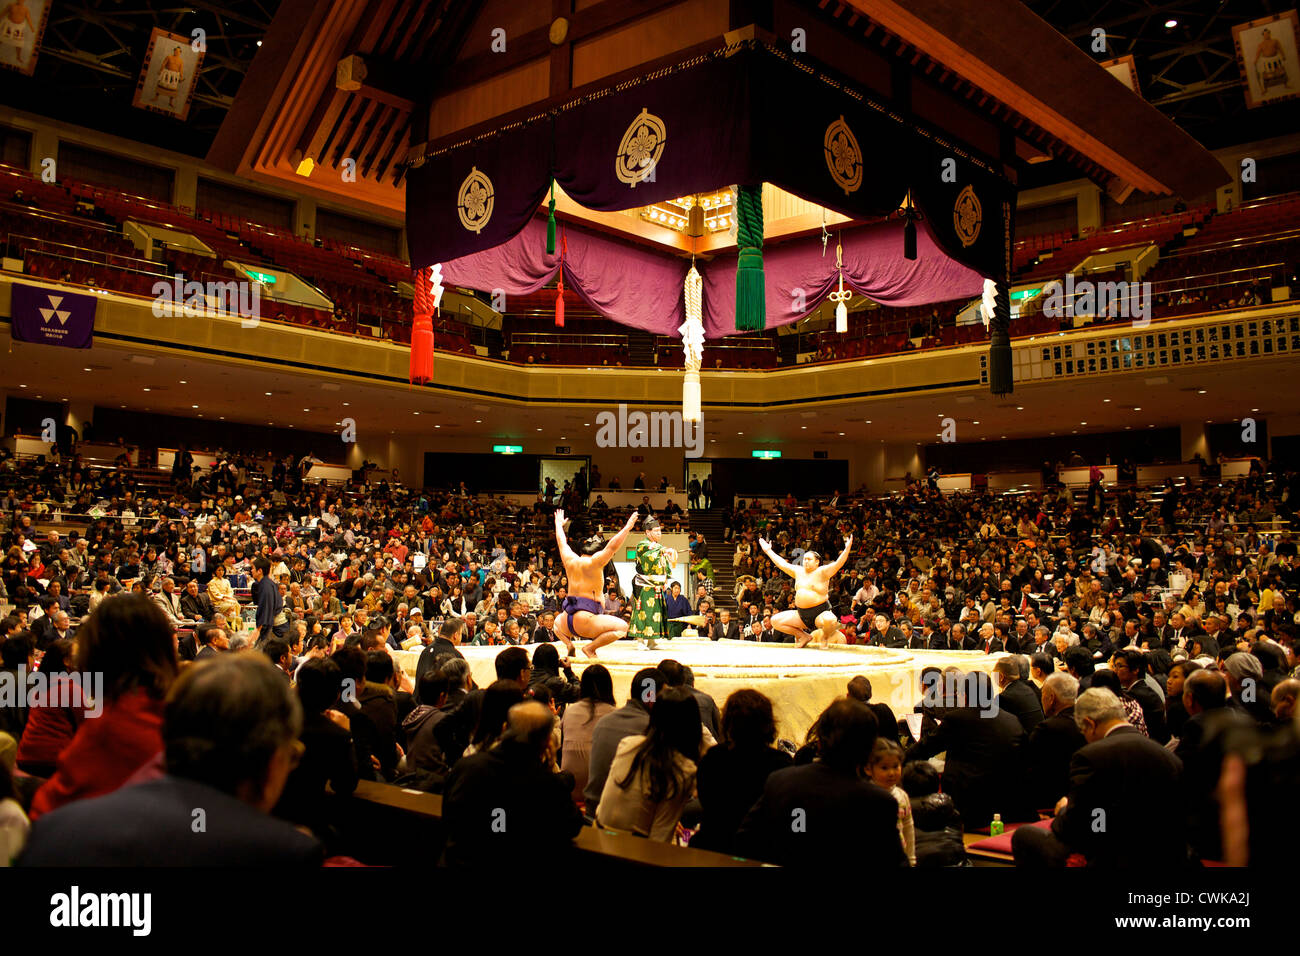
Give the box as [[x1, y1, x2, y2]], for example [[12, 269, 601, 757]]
[[1, 1, 1276, 175], [0, 0, 280, 157]]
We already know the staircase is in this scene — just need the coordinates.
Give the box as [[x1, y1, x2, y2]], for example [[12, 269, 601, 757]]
[[688, 508, 734, 611], [626, 330, 657, 367]]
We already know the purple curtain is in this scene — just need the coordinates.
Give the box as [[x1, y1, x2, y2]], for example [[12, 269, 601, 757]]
[[440, 216, 983, 339], [699, 218, 985, 338], [440, 218, 689, 335]]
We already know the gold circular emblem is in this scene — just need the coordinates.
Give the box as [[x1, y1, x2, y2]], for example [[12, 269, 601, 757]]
[[549, 17, 569, 45], [457, 166, 494, 234], [823, 116, 863, 195], [615, 108, 666, 187], [954, 184, 982, 247]]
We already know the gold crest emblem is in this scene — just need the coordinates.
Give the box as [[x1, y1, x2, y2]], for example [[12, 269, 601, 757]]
[[823, 116, 863, 195], [615, 108, 666, 187], [954, 184, 982, 247], [457, 166, 494, 234]]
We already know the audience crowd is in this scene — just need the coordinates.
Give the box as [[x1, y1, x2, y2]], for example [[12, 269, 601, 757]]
[[1, 444, 1298, 867]]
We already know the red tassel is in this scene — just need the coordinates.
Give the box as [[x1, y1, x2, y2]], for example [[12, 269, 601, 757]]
[[410, 268, 435, 384], [555, 231, 566, 328]]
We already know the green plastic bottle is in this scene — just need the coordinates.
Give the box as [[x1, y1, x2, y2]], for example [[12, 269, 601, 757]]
[[990, 813, 1004, 837]]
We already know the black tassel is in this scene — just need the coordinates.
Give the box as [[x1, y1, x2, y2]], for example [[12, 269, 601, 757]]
[[988, 279, 1012, 395]]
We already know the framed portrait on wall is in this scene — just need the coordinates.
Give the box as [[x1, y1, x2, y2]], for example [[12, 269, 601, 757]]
[[0, 0, 52, 77], [132, 27, 205, 121], [1233, 10, 1300, 109]]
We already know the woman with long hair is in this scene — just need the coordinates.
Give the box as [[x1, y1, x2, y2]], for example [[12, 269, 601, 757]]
[[29, 595, 179, 820], [560, 664, 616, 804], [464, 680, 527, 757], [595, 687, 702, 840], [14, 639, 84, 779], [691, 689, 791, 853]]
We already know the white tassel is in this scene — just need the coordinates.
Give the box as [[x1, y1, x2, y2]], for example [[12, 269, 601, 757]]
[[430, 263, 444, 315], [683, 370, 701, 423], [835, 300, 848, 333], [979, 276, 996, 329], [680, 264, 705, 422]]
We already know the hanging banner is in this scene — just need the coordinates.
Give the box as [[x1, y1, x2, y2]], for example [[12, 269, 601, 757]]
[[1099, 55, 1141, 96], [9, 282, 97, 349], [407, 43, 1011, 276], [0, 0, 52, 77], [908, 136, 1017, 283], [1232, 10, 1300, 109], [132, 27, 205, 121]]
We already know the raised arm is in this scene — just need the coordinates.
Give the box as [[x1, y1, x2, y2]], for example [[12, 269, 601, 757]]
[[824, 535, 854, 577], [554, 509, 577, 564], [594, 511, 640, 565], [758, 537, 800, 578]]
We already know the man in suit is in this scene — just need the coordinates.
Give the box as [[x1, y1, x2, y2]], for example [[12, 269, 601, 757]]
[[179, 578, 212, 622], [152, 576, 190, 625], [1012, 687, 1184, 868], [1176, 669, 1234, 861], [659, 659, 720, 739], [907, 671, 1036, 825], [1166, 611, 1198, 652], [847, 675, 899, 744], [978, 622, 1004, 655], [737, 699, 906, 867], [1025, 672, 1087, 810], [441, 700, 585, 867], [710, 608, 741, 642], [194, 623, 230, 660], [20, 654, 324, 866], [994, 656, 1045, 734], [1111, 648, 1170, 743], [531, 610, 560, 646]]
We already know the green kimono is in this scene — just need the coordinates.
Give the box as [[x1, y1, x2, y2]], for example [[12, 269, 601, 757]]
[[629, 539, 672, 641]]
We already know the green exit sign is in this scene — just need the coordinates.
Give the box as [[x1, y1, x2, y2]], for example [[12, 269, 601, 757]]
[[626, 548, 637, 560], [1010, 287, 1040, 301], [752, 449, 782, 459], [493, 444, 522, 454], [246, 270, 277, 284]]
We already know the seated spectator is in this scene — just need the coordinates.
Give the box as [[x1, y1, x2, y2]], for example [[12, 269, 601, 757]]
[[691, 689, 792, 854], [867, 738, 915, 865], [359, 651, 402, 779], [441, 700, 584, 867], [274, 657, 358, 838], [583, 666, 662, 813], [1024, 672, 1086, 810], [994, 656, 1044, 734], [29, 597, 177, 821], [659, 658, 720, 739], [528, 643, 581, 712], [906, 671, 1037, 825], [20, 654, 323, 866], [846, 675, 899, 743], [1012, 688, 1184, 869], [901, 760, 966, 867], [1, 736, 29, 865], [560, 664, 616, 805], [464, 680, 528, 758], [595, 687, 702, 841], [14, 639, 84, 779], [737, 698, 906, 867]]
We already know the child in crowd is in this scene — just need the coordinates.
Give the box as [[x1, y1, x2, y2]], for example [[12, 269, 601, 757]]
[[868, 738, 915, 866]]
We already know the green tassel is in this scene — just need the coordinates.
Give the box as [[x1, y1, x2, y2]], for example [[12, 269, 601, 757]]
[[546, 178, 556, 256], [734, 184, 765, 331]]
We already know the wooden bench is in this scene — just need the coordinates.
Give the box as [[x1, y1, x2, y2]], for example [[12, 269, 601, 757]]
[[339, 779, 767, 867]]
